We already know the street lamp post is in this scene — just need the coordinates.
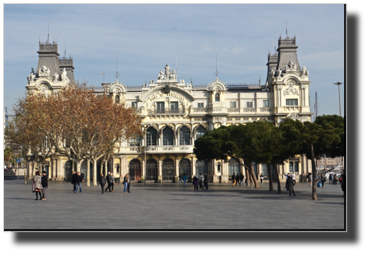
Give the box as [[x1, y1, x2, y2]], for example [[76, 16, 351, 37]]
[[334, 82, 343, 117]]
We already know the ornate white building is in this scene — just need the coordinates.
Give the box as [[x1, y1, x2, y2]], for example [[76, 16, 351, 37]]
[[26, 36, 313, 184]]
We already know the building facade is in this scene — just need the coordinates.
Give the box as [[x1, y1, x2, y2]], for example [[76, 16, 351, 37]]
[[25, 36, 314, 184]]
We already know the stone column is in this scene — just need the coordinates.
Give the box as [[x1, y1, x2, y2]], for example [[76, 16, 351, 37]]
[[48, 160, 52, 179], [191, 157, 195, 178], [93, 160, 97, 186], [86, 160, 91, 187], [175, 155, 179, 182], [28, 161, 32, 179], [212, 159, 219, 183], [120, 155, 126, 183], [105, 161, 108, 176], [142, 158, 146, 180], [221, 161, 229, 183], [158, 157, 162, 182], [56, 157, 64, 181]]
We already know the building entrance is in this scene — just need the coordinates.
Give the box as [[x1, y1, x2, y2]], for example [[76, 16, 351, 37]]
[[179, 159, 191, 182], [129, 159, 142, 181], [162, 158, 174, 181]]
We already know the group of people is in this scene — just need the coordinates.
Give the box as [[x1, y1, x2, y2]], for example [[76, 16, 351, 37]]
[[98, 172, 131, 194], [71, 171, 84, 193], [231, 172, 245, 187], [192, 173, 209, 190], [32, 169, 48, 200]]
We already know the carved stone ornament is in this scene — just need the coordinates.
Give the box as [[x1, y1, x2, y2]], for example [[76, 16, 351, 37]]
[[164, 85, 170, 93], [284, 80, 299, 95], [300, 66, 309, 76], [61, 68, 70, 83], [285, 60, 297, 72], [53, 72, 60, 82], [27, 72, 36, 82], [287, 112, 300, 121], [39, 66, 50, 76]]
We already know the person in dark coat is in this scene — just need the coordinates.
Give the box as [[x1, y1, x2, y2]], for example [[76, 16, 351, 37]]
[[287, 176, 296, 196], [341, 173, 346, 197], [123, 174, 128, 193], [192, 175, 199, 190], [329, 173, 333, 184], [232, 173, 236, 187], [127, 174, 131, 193], [41, 171, 48, 200], [198, 173, 204, 190], [105, 172, 113, 192], [240, 173, 244, 186], [71, 171, 77, 192], [75, 172, 83, 193], [100, 173, 106, 194], [204, 173, 209, 190]]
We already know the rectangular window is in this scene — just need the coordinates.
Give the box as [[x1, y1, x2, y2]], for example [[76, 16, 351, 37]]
[[246, 102, 253, 108], [156, 102, 165, 113], [263, 100, 269, 107], [294, 162, 299, 173], [131, 102, 137, 108], [198, 103, 204, 108], [289, 162, 294, 173], [286, 99, 298, 106], [129, 136, 141, 146], [170, 102, 179, 112], [230, 101, 236, 108]]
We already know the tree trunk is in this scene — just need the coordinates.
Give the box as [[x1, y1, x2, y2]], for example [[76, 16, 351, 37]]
[[246, 167, 252, 187], [76, 160, 82, 173], [249, 161, 259, 188], [311, 144, 317, 200], [273, 162, 281, 193], [93, 159, 97, 186], [267, 163, 273, 191], [100, 162, 104, 177], [87, 159, 91, 187]]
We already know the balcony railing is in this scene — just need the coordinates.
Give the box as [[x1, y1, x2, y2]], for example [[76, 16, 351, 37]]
[[148, 108, 185, 115]]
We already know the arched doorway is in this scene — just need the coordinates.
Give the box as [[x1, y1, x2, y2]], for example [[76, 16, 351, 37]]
[[162, 158, 174, 181], [146, 159, 158, 181], [129, 159, 142, 181], [196, 160, 208, 178], [179, 158, 191, 182], [64, 160, 73, 181], [229, 159, 240, 180]]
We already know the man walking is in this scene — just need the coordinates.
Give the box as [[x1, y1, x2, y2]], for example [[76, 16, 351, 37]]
[[329, 174, 333, 184], [100, 173, 106, 194], [287, 175, 296, 197], [105, 172, 113, 192], [198, 173, 204, 190], [41, 171, 48, 200], [75, 172, 83, 193], [127, 174, 131, 193], [204, 173, 209, 190], [240, 172, 244, 186], [182, 173, 188, 187], [71, 171, 77, 192], [232, 173, 236, 187]]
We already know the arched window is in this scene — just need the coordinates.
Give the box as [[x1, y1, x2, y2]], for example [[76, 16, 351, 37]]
[[146, 127, 157, 146], [146, 159, 157, 180], [163, 127, 174, 145], [229, 159, 240, 180], [162, 158, 175, 181], [129, 159, 141, 181], [179, 126, 190, 145], [196, 160, 208, 176], [179, 159, 191, 181], [215, 93, 220, 102], [195, 126, 206, 140], [115, 95, 120, 104]]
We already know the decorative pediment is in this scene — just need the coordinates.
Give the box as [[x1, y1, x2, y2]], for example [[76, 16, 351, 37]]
[[207, 78, 227, 92], [287, 112, 300, 121], [109, 79, 126, 94], [140, 86, 194, 103], [283, 78, 299, 96]]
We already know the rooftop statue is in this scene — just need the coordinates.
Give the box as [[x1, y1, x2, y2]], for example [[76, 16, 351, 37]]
[[158, 70, 164, 80], [39, 65, 50, 76]]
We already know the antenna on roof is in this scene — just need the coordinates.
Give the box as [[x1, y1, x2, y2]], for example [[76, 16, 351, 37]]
[[286, 18, 288, 35], [259, 74, 261, 86], [214, 53, 219, 78], [47, 23, 49, 43], [191, 76, 193, 85], [115, 56, 119, 80], [64, 41, 66, 56]]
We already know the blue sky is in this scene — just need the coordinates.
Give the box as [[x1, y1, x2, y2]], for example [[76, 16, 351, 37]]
[[3, 4, 344, 116]]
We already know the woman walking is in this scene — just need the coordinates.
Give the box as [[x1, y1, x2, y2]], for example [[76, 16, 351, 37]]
[[123, 174, 129, 193], [260, 173, 264, 185], [33, 171, 43, 200], [41, 171, 48, 200]]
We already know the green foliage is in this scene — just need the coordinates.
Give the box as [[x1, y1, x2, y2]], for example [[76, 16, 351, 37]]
[[315, 115, 344, 157]]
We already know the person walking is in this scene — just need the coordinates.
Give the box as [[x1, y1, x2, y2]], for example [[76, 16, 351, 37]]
[[260, 173, 264, 185], [341, 173, 346, 197], [71, 171, 77, 192], [182, 173, 188, 187], [198, 173, 204, 190], [123, 174, 128, 193], [204, 173, 209, 190], [240, 173, 244, 186], [127, 174, 131, 193], [329, 173, 333, 184], [287, 175, 296, 197], [193, 175, 199, 190], [292, 173, 296, 185], [100, 173, 106, 194], [334, 174, 338, 185], [41, 171, 48, 200], [321, 173, 326, 187], [75, 172, 83, 193], [33, 171, 43, 200], [232, 173, 236, 187], [105, 172, 113, 192], [309, 173, 313, 186]]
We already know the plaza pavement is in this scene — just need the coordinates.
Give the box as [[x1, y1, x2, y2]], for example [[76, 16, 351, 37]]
[[4, 179, 345, 230]]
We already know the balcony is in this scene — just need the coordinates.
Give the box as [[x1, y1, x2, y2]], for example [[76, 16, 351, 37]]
[[125, 145, 193, 154], [147, 108, 185, 116]]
